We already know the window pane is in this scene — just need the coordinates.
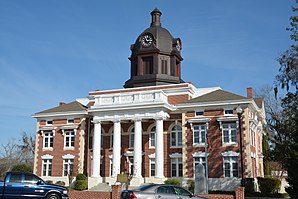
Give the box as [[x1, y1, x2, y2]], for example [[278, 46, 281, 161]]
[[10, 174, 22, 183]]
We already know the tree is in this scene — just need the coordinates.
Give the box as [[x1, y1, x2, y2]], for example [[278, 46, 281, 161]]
[[274, 2, 298, 197], [0, 132, 35, 177]]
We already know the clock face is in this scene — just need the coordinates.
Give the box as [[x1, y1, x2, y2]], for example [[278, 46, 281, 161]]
[[141, 34, 153, 47]]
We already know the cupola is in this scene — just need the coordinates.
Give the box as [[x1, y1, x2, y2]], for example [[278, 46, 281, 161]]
[[124, 8, 184, 88]]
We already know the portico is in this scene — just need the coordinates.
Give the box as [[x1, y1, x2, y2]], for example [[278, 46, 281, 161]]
[[88, 89, 171, 186]]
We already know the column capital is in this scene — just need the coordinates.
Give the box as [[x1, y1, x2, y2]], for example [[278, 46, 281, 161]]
[[92, 120, 101, 124]]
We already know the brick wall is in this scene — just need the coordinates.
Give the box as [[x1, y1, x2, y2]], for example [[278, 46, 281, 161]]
[[69, 185, 121, 199]]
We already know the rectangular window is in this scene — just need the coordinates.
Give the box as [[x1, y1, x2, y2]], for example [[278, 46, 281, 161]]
[[63, 159, 74, 176], [143, 57, 153, 74], [9, 174, 22, 183], [195, 111, 204, 117], [44, 132, 54, 148], [193, 125, 206, 145], [42, 159, 52, 176], [46, 120, 53, 125], [65, 131, 75, 148], [223, 157, 238, 178], [67, 119, 74, 124], [224, 109, 234, 115], [171, 158, 183, 177], [150, 158, 155, 177], [222, 123, 237, 144], [150, 131, 155, 148], [161, 60, 168, 74]]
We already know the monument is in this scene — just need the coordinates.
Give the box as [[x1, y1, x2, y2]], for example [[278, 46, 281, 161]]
[[194, 163, 207, 194]]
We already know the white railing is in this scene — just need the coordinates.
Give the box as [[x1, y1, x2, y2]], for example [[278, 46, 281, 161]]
[[93, 90, 168, 107]]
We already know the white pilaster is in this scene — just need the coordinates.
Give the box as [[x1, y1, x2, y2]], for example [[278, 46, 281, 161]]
[[112, 120, 121, 177], [91, 121, 101, 177], [133, 119, 142, 178], [155, 118, 164, 178]]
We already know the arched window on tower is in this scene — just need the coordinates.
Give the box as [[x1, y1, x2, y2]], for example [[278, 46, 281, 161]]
[[170, 124, 182, 147], [143, 57, 153, 74]]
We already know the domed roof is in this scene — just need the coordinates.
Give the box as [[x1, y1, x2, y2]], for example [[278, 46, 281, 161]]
[[131, 8, 177, 54]]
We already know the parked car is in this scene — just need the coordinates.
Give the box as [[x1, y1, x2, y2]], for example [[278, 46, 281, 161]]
[[0, 172, 69, 199], [121, 184, 207, 199]]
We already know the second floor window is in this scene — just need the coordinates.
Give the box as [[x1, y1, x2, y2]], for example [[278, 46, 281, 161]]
[[43, 132, 53, 148], [193, 125, 206, 145], [65, 131, 75, 148], [149, 126, 156, 148], [222, 123, 237, 144], [170, 125, 182, 147], [129, 127, 135, 148]]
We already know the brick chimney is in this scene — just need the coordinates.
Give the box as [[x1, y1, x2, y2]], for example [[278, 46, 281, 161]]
[[247, 87, 253, 98], [59, 102, 65, 106]]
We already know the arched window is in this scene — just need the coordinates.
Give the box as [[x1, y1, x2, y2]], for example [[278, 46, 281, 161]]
[[129, 127, 135, 148], [170, 125, 182, 147], [149, 126, 156, 148]]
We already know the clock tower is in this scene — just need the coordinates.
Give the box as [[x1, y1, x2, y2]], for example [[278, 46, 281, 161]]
[[124, 8, 184, 88]]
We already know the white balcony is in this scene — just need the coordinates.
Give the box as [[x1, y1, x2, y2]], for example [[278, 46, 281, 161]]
[[93, 90, 168, 107]]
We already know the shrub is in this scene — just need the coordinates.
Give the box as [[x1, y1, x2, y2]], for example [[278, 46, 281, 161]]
[[74, 180, 87, 190], [76, 173, 87, 181], [55, 181, 65, 186], [164, 179, 181, 186], [74, 173, 87, 190], [11, 164, 32, 172], [258, 177, 281, 195], [46, 180, 53, 184]]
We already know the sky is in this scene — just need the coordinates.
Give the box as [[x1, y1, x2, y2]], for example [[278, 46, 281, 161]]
[[0, 0, 295, 146]]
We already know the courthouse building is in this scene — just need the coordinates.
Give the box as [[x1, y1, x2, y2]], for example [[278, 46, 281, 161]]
[[32, 9, 265, 190]]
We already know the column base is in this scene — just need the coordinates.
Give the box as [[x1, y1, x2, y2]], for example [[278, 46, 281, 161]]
[[130, 177, 144, 187], [88, 177, 102, 189]]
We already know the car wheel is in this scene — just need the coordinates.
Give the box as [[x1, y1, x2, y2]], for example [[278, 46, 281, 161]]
[[46, 193, 61, 199]]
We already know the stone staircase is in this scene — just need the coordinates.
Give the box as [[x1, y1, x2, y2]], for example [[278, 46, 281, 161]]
[[88, 183, 111, 192]]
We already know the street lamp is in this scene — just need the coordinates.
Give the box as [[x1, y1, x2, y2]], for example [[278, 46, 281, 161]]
[[236, 105, 244, 182]]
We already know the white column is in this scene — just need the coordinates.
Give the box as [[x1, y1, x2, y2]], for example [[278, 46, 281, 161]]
[[155, 118, 164, 178], [91, 121, 101, 177], [133, 119, 142, 177], [112, 120, 121, 177]]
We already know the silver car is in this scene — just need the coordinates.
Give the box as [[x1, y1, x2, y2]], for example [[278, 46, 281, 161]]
[[121, 184, 207, 199]]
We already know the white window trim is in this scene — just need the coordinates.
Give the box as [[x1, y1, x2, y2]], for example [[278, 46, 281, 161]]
[[129, 126, 135, 149], [170, 123, 182, 148], [46, 120, 53, 126], [222, 155, 239, 178], [41, 156, 53, 177], [195, 109, 205, 117], [63, 158, 74, 177], [149, 158, 155, 177], [42, 130, 55, 149], [221, 123, 237, 145], [63, 129, 76, 149], [170, 156, 182, 178], [67, 118, 75, 124], [148, 125, 156, 149], [224, 108, 234, 116]]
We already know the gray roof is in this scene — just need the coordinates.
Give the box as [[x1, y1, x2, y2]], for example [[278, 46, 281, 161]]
[[182, 89, 247, 104], [35, 101, 87, 115]]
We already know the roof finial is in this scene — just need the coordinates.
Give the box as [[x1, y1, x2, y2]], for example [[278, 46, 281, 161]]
[[150, 8, 162, 27]]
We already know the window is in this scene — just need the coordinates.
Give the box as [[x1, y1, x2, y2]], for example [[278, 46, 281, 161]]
[[222, 123, 237, 144], [129, 127, 135, 148], [46, 120, 53, 125], [42, 159, 52, 176], [24, 174, 40, 184], [194, 156, 207, 174], [195, 111, 204, 116], [63, 159, 74, 176], [64, 130, 75, 148], [173, 186, 192, 196], [110, 159, 113, 177], [250, 123, 256, 146], [150, 158, 155, 177], [143, 57, 153, 74], [161, 60, 168, 74], [224, 109, 234, 115], [171, 158, 183, 177], [149, 126, 156, 148], [170, 125, 182, 147], [223, 156, 239, 177], [43, 132, 54, 148], [9, 174, 22, 183], [156, 186, 175, 194], [193, 125, 206, 145], [67, 119, 74, 124]]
